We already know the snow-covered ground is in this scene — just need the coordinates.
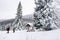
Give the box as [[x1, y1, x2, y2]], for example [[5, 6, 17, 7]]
[[0, 29, 60, 40]]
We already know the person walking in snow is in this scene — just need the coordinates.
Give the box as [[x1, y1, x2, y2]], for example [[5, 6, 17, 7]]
[[6, 27, 10, 33], [26, 24, 31, 32], [13, 27, 16, 33]]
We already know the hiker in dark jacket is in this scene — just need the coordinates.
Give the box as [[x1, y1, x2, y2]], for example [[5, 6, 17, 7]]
[[6, 27, 10, 33]]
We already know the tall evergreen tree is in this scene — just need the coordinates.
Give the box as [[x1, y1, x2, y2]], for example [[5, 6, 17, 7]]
[[12, 1, 23, 30], [34, 0, 59, 31]]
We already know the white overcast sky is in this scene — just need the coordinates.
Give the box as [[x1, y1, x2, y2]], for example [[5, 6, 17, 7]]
[[0, 0, 60, 20], [0, 0, 35, 20]]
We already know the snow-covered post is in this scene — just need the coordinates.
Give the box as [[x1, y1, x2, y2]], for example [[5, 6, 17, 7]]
[[33, 0, 59, 31]]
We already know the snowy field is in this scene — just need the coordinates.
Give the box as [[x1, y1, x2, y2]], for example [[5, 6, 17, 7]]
[[0, 29, 60, 40]]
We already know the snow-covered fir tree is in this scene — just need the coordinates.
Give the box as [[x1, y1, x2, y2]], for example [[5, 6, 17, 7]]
[[34, 0, 59, 31], [12, 2, 23, 30]]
